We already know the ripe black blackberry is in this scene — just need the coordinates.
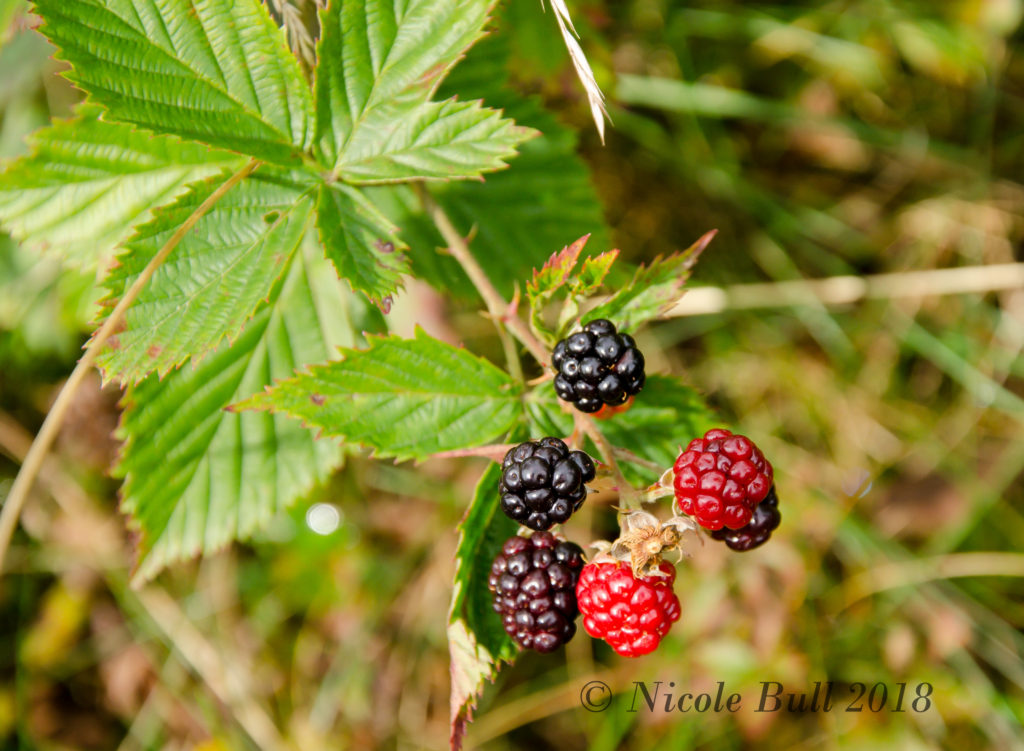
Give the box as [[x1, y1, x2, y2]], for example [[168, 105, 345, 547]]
[[500, 437, 595, 530], [488, 531, 585, 652], [552, 319, 645, 413], [710, 486, 781, 551]]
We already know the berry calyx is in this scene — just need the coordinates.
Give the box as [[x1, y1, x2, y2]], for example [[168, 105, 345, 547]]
[[500, 437, 596, 530], [488, 531, 585, 652], [710, 485, 780, 551], [552, 319, 646, 413], [673, 428, 774, 531], [576, 559, 681, 657]]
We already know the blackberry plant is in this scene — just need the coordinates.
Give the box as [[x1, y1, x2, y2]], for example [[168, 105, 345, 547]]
[[0, 1, 778, 749]]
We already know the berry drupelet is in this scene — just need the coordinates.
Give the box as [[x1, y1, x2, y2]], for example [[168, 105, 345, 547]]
[[552, 319, 645, 413], [500, 438, 596, 530], [673, 428, 774, 531], [488, 532, 585, 652], [710, 485, 780, 551]]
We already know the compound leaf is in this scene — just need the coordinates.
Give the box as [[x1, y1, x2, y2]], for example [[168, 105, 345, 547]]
[[241, 328, 522, 462], [34, 0, 314, 165]]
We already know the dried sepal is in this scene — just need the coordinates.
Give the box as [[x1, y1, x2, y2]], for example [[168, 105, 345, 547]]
[[610, 510, 700, 578]]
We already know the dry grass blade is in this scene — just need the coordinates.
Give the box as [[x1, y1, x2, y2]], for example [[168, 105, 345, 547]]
[[546, 0, 609, 142], [665, 263, 1024, 316], [842, 552, 1024, 608]]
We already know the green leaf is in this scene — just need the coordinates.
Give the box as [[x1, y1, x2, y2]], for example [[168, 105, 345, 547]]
[[117, 249, 354, 583], [376, 33, 610, 300], [526, 234, 588, 302], [448, 461, 518, 750], [555, 250, 622, 336], [526, 234, 589, 342], [526, 375, 718, 485], [316, 183, 408, 306], [34, 0, 314, 164], [0, 104, 243, 268], [241, 328, 523, 462], [571, 249, 619, 296], [582, 233, 712, 332], [97, 168, 316, 384], [335, 97, 535, 184], [313, 0, 496, 169]]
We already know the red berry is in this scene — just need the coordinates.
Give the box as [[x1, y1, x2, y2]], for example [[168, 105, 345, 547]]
[[673, 428, 773, 530], [576, 560, 681, 657]]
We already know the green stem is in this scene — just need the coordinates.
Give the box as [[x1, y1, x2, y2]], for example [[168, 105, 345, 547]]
[[415, 183, 550, 366]]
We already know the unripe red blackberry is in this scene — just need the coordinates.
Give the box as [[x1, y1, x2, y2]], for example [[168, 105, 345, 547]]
[[673, 428, 773, 531], [488, 531, 585, 652], [576, 559, 681, 657], [499, 437, 595, 530], [710, 485, 780, 551], [552, 319, 645, 413]]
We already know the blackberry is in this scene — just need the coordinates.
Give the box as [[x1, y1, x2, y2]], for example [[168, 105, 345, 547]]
[[673, 428, 774, 530], [499, 437, 595, 530], [552, 319, 645, 413], [710, 485, 780, 551], [488, 532, 585, 652]]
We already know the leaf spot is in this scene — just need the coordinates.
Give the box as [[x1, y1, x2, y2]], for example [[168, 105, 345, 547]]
[[263, 211, 280, 224], [310, 393, 326, 406]]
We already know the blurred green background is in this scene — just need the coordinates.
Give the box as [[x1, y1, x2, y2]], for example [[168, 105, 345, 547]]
[[2, 0, 1024, 749]]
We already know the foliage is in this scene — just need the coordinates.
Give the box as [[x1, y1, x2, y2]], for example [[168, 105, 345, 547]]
[[2, 0, 539, 586], [2, 1, 1023, 750], [0, 0, 710, 739]]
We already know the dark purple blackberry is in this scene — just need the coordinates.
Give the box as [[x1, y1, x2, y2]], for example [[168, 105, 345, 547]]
[[709, 486, 781, 551], [499, 437, 595, 530], [488, 531, 585, 652], [552, 319, 645, 413]]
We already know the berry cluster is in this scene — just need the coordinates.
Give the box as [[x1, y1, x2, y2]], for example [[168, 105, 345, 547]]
[[673, 428, 774, 531], [489, 532, 585, 652], [499, 438, 595, 531], [576, 560, 682, 657], [482, 318, 783, 663], [553, 319, 645, 413]]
